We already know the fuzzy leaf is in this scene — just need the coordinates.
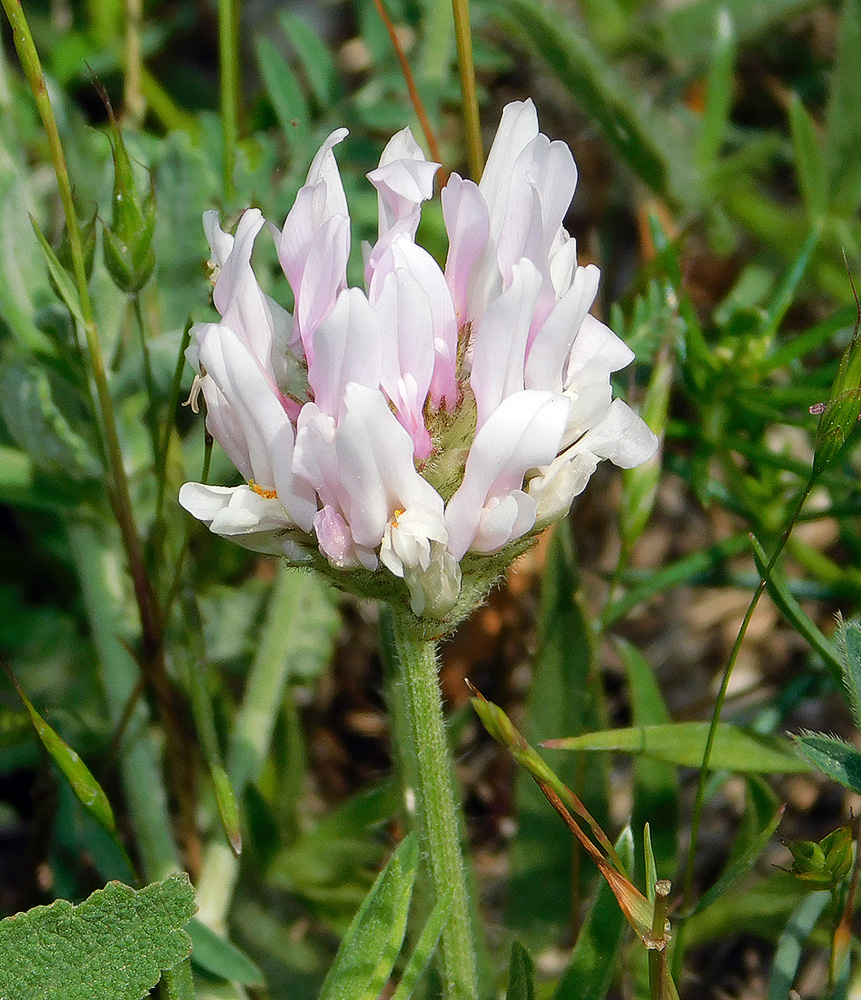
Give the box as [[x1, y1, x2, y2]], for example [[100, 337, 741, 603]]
[[793, 732, 861, 793], [505, 942, 535, 1000], [318, 834, 419, 1000], [837, 618, 861, 730], [0, 874, 195, 1000]]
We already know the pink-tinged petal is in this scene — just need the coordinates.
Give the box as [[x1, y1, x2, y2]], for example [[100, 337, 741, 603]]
[[387, 237, 459, 409], [213, 209, 264, 315], [442, 174, 489, 324], [525, 264, 600, 393], [293, 403, 343, 509], [198, 324, 317, 529], [470, 260, 543, 428], [368, 127, 439, 239], [373, 265, 434, 453], [478, 100, 539, 227], [308, 287, 383, 418], [314, 505, 364, 568], [565, 313, 635, 379], [303, 127, 350, 215], [470, 490, 537, 554], [336, 383, 444, 549], [445, 389, 569, 558], [179, 483, 308, 557], [289, 213, 351, 359]]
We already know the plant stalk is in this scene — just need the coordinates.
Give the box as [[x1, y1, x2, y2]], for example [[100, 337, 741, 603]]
[[451, 0, 483, 180], [389, 611, 478, 1000], [675, 479, 815, 972], [218, 0, 240, 201]]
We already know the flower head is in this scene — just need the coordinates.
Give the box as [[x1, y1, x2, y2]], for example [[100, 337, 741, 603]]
[[180, 100, 658, 629]]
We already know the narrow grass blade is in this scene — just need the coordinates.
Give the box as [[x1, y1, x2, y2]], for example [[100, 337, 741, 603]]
[[505, 941, 535, 1000], [691, 805, 786, 917], [750, 535, 842, 680], [318, 834, 419, 1000], [389, 891, 452, 1000], [545, 723, 810, 774], [617, 640, 678, 881], [766, 890, 830, 1000], [836, 618, 861, 728], [509, 522, 608, 939]]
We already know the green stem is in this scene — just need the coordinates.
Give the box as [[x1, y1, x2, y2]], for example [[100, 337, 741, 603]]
[[389, 611, 478, 1000], [218, 0, 240, 202], [451, 0, 483, 181], [2, 0, 169, 743], [674, 477, 816, 971]]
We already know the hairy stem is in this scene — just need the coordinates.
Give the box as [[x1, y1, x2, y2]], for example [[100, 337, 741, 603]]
[[389, 612, 478, 1000]]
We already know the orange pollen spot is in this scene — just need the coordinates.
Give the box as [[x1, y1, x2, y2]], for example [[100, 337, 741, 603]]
[[249, 480, 278, 500], [391, 507, 405, 527]]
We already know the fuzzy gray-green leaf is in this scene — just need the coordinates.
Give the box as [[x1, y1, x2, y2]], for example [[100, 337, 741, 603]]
[[0, 874, 195, 1000]]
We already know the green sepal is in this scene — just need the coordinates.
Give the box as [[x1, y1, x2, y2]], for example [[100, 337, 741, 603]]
[[102, 118, 156, 294]]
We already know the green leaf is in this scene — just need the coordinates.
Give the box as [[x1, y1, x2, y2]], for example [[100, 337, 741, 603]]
[[11, 677, 115, 832], [836, 617, 861, 729], [792, 732, 861, 793], [825, 0, 861, 215], [695, 9, 736, 172], [0, 874, 195, 1000], [658, 0, 817, 68], [256, 36, 309, 136], [505, 942, 535, 1000], [750, 536, 842, 681], [553, 827, 635, 1000], [186, 918, 264, 986], [617, 641, 678, 880], [389, 892, 452, 1000], [603, 535, 750, 627], [788, 94, 827, 225], [509, 521, 608, 940], [691, 805, 785, 916], [766, 891, 830, 1000], [812, 291, 861, 474], [495, 0, 674, 197], [318, 834, 419, 1000], [0, 361, 101, 481], [278, 10, 338, 106], [545, 723, 811, 774], [29, 214, 86, 327]]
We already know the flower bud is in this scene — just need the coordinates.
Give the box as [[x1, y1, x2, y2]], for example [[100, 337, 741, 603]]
[[788, 826, 853, 889], [813, 292, 861, 474], [102, 119, 156, 294]]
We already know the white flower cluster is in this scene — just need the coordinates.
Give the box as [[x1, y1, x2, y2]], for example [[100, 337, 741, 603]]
[[180, 101, 657, 618]]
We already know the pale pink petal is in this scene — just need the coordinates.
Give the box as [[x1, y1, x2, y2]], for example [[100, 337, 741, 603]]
[[198, 324, 316, 529], [368, 127, 439, 239], [442, 174, 490, 325], [524, 264, 601, 392], [308, 287, 382, 418], [336, 383, 444, 549], [565, 313, 635, 379], [470, 259, 543, 428], [179, 483, 308, 558], [445, 389, 569, 558]]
